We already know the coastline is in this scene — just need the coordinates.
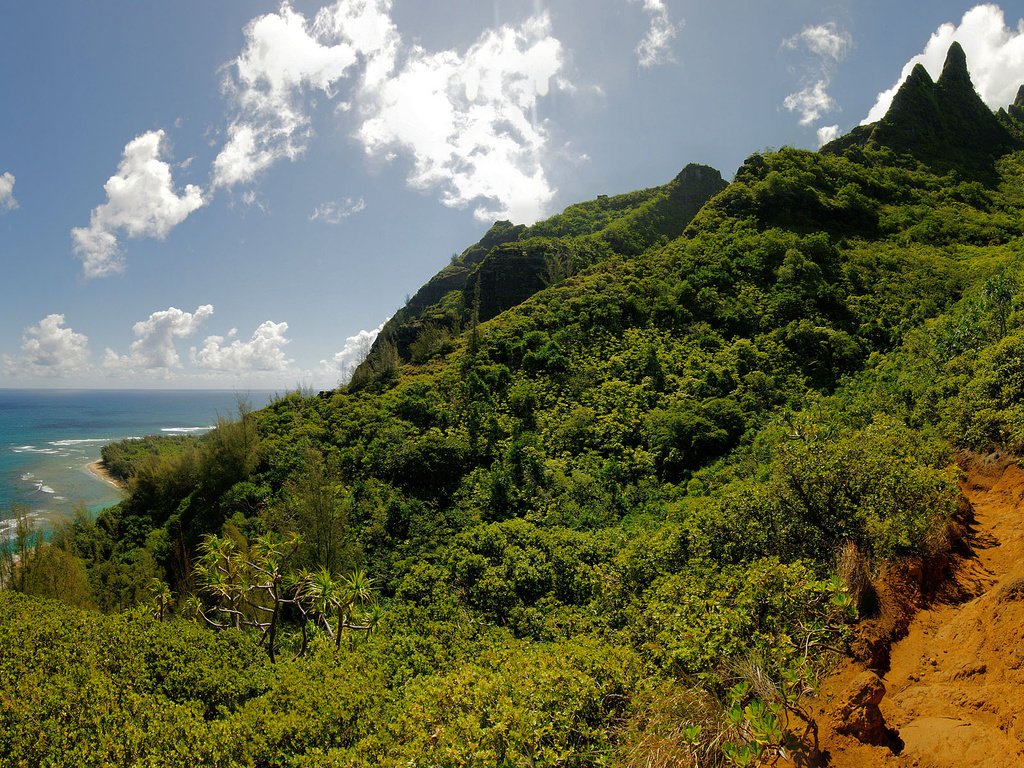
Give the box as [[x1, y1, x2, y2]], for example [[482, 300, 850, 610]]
[[86, 460, 126, 491]]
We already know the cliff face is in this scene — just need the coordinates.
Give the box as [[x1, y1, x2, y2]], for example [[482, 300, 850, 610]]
[[380, 220, 526, 360], [355, 42, 1024, 388], [354, 163, 726, 378], [403, 220, 526, 321]]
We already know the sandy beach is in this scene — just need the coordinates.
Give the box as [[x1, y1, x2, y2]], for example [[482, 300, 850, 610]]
[[86, 460, 126, 491]]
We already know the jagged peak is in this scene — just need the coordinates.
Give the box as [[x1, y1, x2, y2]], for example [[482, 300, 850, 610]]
[[937, 41, 971, 89], [1015, 84, 1024, 107], [906, 62, 934, 87], [884, 62, 940, 123], [823, 41, 1022, 181]]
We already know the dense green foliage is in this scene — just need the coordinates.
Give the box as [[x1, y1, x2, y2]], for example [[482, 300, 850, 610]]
[[100, 434, 195, 484], [361, 164, 727, 371], [6, 51, 1024, 766]]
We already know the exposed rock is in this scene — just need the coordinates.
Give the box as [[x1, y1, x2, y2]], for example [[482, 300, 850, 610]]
[[353, 163, 725, 381], [789, 456, 1024, 766], [833, 671, 894, 746]]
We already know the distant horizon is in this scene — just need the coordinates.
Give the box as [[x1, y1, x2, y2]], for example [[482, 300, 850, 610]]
[[0, 386, 303, 395], [0, 387, 279, 521], [0, 386, 286, 392]]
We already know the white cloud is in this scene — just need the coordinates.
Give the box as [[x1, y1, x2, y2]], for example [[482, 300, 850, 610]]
[[630, 0, 681, 68], [784, 23, 852, 61], [4, 315, 91, 377], [104, 305, 214, 371], [319, 319, 386, 383], [212, 0, 398, 188], [816, 124, 840, 146], [314, 0, 401, 91], [0, 172, 18, 211], [864, 4, 1024, 124], [310, 196, 366, 223], [215, 1, 563, 224], [72, 130, 204, 278], [785, 80, 837, 126], [782, 22, 852, 131], [193, 321, 292, 372], [357, 12, 564, 223]]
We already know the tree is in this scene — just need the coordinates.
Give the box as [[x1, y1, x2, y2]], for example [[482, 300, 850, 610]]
[[189, 532, 300, 662], [188, 532, 377, 661], [983, 273, 1015, 340], [0, 505, 36, 593], [19, 543, 93, 608], [295, 567, 378, 649], [281, 449, 356, 575]]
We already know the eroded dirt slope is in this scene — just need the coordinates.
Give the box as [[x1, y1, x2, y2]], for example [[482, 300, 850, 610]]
[[799, 454, 1024, 767]]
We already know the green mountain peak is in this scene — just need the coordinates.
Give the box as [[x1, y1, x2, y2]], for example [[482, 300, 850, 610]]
[[936, 40, 971, 89], [824, 42, 1021, 181], [14, 32, 1024, 765]]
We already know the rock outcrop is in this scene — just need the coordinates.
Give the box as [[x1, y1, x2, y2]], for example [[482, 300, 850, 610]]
[[833, 671, 893, 746]]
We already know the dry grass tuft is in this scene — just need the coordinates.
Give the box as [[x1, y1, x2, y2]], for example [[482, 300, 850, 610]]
[[837, 541, 876, 616]]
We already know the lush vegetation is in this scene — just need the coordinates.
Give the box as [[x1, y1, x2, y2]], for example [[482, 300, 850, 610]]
[[4, 48, 1024, 767]]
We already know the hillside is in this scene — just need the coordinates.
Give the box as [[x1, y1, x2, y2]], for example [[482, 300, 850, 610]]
[[4, 42, 1024, 767], [355, 163, 727, 372]]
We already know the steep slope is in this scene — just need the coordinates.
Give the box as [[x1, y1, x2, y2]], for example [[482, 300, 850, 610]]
[[11, 41, 1024, 768]]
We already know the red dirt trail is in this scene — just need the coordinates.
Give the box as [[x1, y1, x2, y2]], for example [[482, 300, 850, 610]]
[[795, 454, 1024, 767]]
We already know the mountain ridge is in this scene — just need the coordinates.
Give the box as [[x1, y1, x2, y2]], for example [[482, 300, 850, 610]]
[[353, 163, 726, 381], [824, 42, 1023, 180]]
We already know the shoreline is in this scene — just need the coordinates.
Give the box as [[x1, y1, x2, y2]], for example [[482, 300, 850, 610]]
[[85, 460, 126, 491]]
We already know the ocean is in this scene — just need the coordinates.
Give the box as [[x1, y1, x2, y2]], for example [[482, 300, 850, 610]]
[[0, 389, 275, 537]]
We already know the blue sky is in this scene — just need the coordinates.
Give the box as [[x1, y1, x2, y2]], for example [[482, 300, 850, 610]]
[[2, 1, 1023, 389]]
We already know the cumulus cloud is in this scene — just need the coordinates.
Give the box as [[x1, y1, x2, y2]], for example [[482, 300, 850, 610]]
[[319, 319, 386, 383], [193, 321, 292, 372], [215, 1, 563, 224], [72, 130, 204, 278], [782, 22, 852, 129], [0, 172, 17, 211], [816, 124, 841, 146], [212, 0, 398, 188], [864, 4, 1024, 124], [103, 305, 214, 371], [310, 196, 366, 223], [358, 13, 564, 223], [784, 81, 837, 126], [630, 0, 681, 68], [4, 315, 91, 377], [784, 23, 852, 61]]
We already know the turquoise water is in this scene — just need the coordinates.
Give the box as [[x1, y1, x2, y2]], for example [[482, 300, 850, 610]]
[[0, 389, 274, 536]]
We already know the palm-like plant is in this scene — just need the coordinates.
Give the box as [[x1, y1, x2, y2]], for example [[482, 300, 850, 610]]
[[189, 532, 377, 661], [336, 569, 376, 647], [147, 577, 173, 621]]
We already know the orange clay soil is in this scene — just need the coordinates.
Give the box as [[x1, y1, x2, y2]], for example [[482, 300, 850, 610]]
[[785, 453, 1024, 768]]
